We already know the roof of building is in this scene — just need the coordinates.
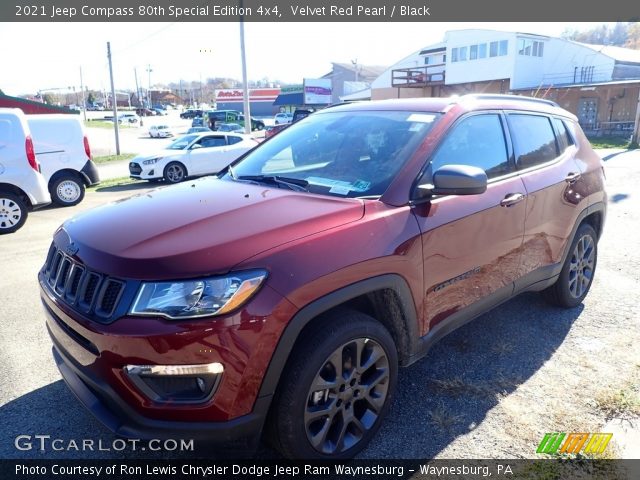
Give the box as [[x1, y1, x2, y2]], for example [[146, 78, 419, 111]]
[[327, 63, 388, 80], [576, 43, 640, 64]]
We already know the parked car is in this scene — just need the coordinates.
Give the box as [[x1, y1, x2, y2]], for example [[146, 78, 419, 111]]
[[204, 110, 265, 131], [216, 122, 244, 133], [187, 126, 211, 134], [136, 108, 155, 117], [118, 113, 140, 125], [180, 109, 203, 119], [274, 112, 293, 124], [26, 114, 100, 206], [129, 132, 257, 183], [148, 125, 172, 138], [153, 108, 167, 116], [40, 95, 606, 459], [265, 108, 316, 138], [0, 108, 51, 233], [191, 117, 204, 127]]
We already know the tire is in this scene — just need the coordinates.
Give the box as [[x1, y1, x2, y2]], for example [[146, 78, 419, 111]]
[[163, 162, 187, 184], [256, 122, 265, 131], [50, 174, 85, 207], [542, 223, 598, 308], [267, 310, 398, 459], [0, 192, 28, 234]]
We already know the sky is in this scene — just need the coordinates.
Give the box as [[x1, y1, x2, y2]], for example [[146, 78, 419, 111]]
[[0, 22, 613, 96]]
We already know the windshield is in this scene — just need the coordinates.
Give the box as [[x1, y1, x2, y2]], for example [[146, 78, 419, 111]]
[[230, 110, 441, 198], [166, 134, 198, 150]]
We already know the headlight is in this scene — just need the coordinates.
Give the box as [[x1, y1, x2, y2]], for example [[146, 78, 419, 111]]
[[129, 270, 267, 320], [142, 157, 160, 165]]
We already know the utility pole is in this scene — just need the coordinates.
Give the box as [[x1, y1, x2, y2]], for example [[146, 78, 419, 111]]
[[107, 42, 120, 155], [632, 90, 640, 147], [79, 66, 87, 122], [134, 67, 141, 108], [147, 64, 153, 108], [239, 5, 251, 135]]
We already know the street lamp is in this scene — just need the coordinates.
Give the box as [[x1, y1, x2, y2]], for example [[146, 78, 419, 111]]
[[146, 64, 153, 108]]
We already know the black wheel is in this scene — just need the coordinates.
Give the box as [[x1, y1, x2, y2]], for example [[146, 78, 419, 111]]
[[0, 192, 28, 234], [267, 310, 398, 459], [163, 162, 187, 184], [256, 122, 265, 131], [543, 223, 598, 308], [50, 174, 85, 206]]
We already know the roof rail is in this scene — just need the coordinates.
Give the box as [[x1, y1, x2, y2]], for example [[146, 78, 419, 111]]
[[459, 94, 559, 108]]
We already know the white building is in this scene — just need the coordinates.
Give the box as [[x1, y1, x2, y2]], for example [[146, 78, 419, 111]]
[[371, 29, 640, 137]]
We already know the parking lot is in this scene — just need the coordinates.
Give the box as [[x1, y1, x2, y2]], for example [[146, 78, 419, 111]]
[[0, 149, 638, 460]]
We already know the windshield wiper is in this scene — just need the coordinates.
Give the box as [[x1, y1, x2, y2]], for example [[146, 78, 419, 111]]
[[236, 174, 309, 192]]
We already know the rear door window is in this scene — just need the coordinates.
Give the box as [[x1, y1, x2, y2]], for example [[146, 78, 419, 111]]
[[508, 114, 559, 169], [553, 118, 575, 153]]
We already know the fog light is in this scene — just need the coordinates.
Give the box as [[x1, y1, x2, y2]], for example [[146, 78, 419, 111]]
[[124, 362, 223, 403]]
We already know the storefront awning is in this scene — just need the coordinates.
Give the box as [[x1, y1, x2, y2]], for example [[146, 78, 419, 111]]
[[273, 92, 304, 106]]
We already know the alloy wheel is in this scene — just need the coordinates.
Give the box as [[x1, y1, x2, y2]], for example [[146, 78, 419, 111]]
[[304, 338, 390, 455], [568, 234, 595, 298], [166, 164, 185, 183]]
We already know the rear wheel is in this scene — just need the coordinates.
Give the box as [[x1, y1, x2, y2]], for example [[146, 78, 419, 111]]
[[267, 310, 397, 459], [163, 162, 187, 184], [543, 223, 598, 307], [50, 174, 85, 206], [0, 192, 28, 234]]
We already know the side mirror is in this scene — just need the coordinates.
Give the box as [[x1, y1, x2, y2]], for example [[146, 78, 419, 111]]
[[414, 164, 487, 200], [190, 143, 203, 150]]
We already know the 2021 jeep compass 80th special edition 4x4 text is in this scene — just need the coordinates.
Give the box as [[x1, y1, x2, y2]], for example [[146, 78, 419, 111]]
[[40, 95, 606, 459]]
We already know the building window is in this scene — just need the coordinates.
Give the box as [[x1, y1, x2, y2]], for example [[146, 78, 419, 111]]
[[490, 41, 499, 57], [459, 46, 468, 61], [499, 40, 508, 56], [518, 39, 544, 57], [451, 47, 458, 62], [470, 44, 478, 60], [478, 43, 487, 58]]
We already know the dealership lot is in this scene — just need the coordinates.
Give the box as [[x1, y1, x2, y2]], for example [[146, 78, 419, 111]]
[[0, 150, 638, 459]]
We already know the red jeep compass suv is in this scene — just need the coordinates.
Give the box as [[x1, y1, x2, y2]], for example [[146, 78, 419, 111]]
[[40, 95, 606, 459]]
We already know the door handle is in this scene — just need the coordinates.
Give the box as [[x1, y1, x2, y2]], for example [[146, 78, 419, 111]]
[[565, 172, 581, 183], [500, 193, 525, 207]]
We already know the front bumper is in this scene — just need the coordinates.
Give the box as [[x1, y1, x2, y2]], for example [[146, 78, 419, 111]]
[[50, 343, 268, 446]]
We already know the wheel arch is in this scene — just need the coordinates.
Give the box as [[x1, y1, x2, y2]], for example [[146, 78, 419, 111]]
[[48, 168, 84, 188], [257, 274, 420, 401], [0, 183, 32, 207]]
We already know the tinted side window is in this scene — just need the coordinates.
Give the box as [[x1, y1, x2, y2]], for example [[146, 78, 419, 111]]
[[553, 118, 575, 153], [227, 136, 242, 145], [509, 114, 558, 169], [430, 114, 510, 179]]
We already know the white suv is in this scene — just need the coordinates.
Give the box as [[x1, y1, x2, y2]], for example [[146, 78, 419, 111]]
[[0, 108, 51, 234]]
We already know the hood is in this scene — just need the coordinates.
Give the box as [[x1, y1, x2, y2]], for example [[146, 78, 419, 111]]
[[56, 177, 364, 280], [132, 149, 180, 162]]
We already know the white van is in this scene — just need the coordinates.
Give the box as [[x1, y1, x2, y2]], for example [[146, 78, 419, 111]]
[[26, 114, 100, 206], [0, 108, 51, 234]]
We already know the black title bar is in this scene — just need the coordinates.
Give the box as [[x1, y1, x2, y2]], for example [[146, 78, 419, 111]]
[[5, 0, 640, 22]]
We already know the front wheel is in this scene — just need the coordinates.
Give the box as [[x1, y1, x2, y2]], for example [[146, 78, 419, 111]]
[[543, 223, 598, 308], [50, 174, 85, 206], [163, 162, 187, 184], [267, 310, 398, 459], [0, 192, 28, 234]]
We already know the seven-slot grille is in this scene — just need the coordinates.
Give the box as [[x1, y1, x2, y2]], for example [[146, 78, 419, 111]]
[[43, 243, 125, 319]]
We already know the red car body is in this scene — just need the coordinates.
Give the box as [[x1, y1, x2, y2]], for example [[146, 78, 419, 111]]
[[40, 95, 606, 453]]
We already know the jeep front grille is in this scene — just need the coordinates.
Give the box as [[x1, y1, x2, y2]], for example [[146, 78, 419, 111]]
[[42, 243, 128, 321]]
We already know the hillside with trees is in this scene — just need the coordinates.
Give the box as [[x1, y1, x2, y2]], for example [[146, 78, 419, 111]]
[[562, 22, 640, 49]]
